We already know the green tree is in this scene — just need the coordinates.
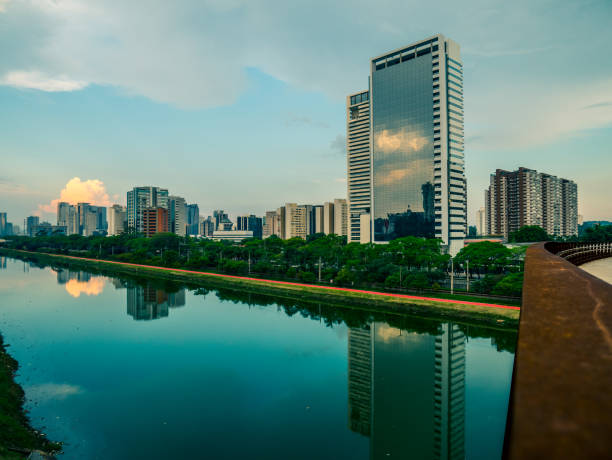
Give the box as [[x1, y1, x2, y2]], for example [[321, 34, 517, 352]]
[[454, 241, 512, 274], [492, 272, 524, 297], [509, 225, 550, 242]]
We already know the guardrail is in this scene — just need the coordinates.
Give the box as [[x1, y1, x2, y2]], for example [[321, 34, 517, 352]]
[[503, 243, 612, 459]]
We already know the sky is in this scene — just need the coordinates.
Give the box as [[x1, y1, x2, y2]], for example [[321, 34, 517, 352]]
[[1, 0, 611, 227]]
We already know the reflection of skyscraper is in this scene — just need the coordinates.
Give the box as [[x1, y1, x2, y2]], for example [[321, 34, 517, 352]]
[[347, 322, 465, 459], [433, 324, 465, 460], [126, 284, 185, 320], [0, 257, 6, 269], [348, 326, 372, 436], [56, 269, 91, 284]]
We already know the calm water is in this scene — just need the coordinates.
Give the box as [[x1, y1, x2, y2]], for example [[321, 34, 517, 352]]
[[581, 257, 612, 284], [0, 256, 516, 459]]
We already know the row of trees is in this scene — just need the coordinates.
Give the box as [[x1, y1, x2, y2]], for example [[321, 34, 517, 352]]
[[4, 233, 526, 297], [509, 224, 612, 243]]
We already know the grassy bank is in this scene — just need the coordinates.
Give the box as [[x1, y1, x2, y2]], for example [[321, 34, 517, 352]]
[[1, 249, 520, 327], [0, 334, 60, 459]]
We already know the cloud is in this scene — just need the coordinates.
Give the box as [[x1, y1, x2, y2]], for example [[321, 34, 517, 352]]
[[375, 129, 429, 154], [582, 101, 612, 110], [25, 383, 84, 402], [330, 134, 346, 154], [0, 0, 9, 13], [0, 70, 87, 91], [65, 278, 105, 297], [285, 114, 330, 129], [37, 177, 112, 215]]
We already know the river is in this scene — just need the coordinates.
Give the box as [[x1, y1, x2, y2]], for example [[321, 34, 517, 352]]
[[580, 257, 612, 284], [0, 256, 516, 459]]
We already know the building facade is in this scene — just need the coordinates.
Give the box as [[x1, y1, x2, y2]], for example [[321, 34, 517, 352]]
[[323, 202, 334, 235], [347, 90, 371, 243], [127, 186, 169, 234], [354, 35, 466, 254], [236, 215, 263, 239], [57, 202, 79, 235], [334, 198, 348, 237], [168, 196, 187, 236], [485, 167, 578, 238], [108, 204, 127, 236], [142, 207, 168, 237]]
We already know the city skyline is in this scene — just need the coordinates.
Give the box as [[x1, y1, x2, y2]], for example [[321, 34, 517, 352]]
[[1, 1, 611, 227]]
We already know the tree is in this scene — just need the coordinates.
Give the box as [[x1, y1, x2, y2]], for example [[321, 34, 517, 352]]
[[492, 272, 523, 297], [454, 241, 512, 274], [509, 225, 550, 243], [581, 224, 612, 243]]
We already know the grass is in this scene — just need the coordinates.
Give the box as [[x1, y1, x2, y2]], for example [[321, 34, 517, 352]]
[[0, 334, 61, 459], [1, 249, 520, 327]]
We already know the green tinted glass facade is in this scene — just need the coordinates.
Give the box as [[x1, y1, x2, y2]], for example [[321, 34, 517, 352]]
[[371, 52, 435, 241]]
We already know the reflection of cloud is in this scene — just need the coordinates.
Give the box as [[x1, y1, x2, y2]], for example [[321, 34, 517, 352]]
[[377, 325, 402, 342], [380, 169, 409, 185], [65, 278, 105, 297], [37, 177, 112, 216], [376, 129, 428, 153], [25, 383, 84, 402]]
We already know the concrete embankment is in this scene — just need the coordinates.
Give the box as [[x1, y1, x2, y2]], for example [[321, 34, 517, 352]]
[[0, 249, 520, 327]]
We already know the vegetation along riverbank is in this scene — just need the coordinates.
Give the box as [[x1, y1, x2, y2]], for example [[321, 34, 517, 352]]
[[0, 248, 520, 326], [0, 334, 60, 459]]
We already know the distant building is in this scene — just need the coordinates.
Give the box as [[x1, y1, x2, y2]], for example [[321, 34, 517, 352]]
[[323, 202, 334, 235], [26, 216, 39, 237], [334, 198, 348, 237], [31, 222, 67, 236], [127, 186, 169, 233], [263, 211, 277, 238], [142, 207, 168, 237], [485, 167, 578, 238], [57, 202, 79, 235], [211, 230, 253, 242], [186, 204, 199, 236], [107, 204, 127, 236], [199, 216, 215, 237], [284, 203, 307, 239], [275, 206, 286, 239], [476, 207, 485, 236], [0, 212, 7, 236], [213, 210, 233, 231], [236, 214, 263, 239], [313, 205, 324, 234], [168, 196, 187, 237]]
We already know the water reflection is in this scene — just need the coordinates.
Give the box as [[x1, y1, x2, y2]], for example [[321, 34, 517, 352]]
[[56, 269, 106, 298], [126, 283, 186, 321], [349, 323, 465, 459]]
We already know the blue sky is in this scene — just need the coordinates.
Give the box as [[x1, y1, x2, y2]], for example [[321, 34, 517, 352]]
[[0, 0, 611, 226]]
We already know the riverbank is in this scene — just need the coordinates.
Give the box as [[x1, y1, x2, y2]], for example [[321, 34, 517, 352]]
[[0, 334, 60, 459], [1, 249, 520, 326]]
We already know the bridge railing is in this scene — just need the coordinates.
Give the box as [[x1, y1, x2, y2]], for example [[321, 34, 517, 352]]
[[504, 242, 612, 459]]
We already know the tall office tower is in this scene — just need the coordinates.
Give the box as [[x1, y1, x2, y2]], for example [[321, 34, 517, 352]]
[[127, 186, 169, 233], [26, 216, 39, 236], [364, 35, 466, 255], [142, 207, 168, 237], [485, 167, 578, 238], [186, 204, 199, 235], [57, 202, 78, 235], [0, 212, 7, 235], [313, 205, 324, 234], [200, 216, 215, 237], [263, 210, 277, 238], [333, 198, 348, 237], [95, 206, 107, 233], [347, 90, 371, 243], [275, 206, 286, 239], [475, 207, 485, 236], [304, 205, 315, 236], [108, 204, 127, 236], [433, 323, 466, 460], [284, 203, 307, 240], [236, 215, 263, 239], [323, 202, 334, 234], [168, 196, 187, 236]]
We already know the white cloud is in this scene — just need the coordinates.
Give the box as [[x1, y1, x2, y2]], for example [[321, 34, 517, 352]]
[[37, 177, 112, 215], [1, 70, 87, 91], [25, 383, 84, 402]]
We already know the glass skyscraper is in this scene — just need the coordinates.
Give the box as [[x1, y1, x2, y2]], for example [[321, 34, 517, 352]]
[[348, 35, 466, 253]]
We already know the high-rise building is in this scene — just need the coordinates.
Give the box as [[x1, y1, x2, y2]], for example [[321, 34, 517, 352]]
[[168, 196, 187, 237], [275, 206, 286, 239], [347, 90, 371, 243], [26, 216, 39, 236], [263, 211, 277, 238], [485, 167, 578, 238], [57, 202, 78, 235], [285, 203, 307, 240], [334, 198, 348, 237], [200, 216, 215, 237], [213, 210, 233, 231], [0, 212, 7, 236], [313, 205, 324, 234], [236, 214, 263, 239], [353, 35, 466, 254], [323, 202, 334, 235], [108, 204, 127, 236], [186, 204, 199, 236], [142, 207, 168, 237], [475, 207, 486, 236], [127, 186, 169, 233]]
